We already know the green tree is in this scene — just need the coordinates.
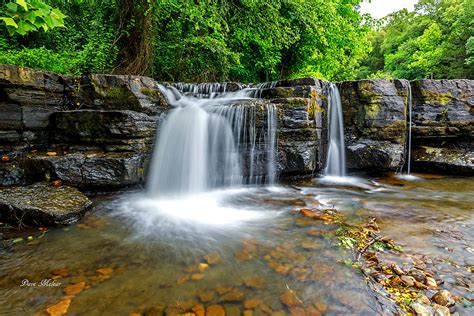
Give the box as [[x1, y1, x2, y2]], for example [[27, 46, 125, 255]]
[[0, 0, 66, 35]]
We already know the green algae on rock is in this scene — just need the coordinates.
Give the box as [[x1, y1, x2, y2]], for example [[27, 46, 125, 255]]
[[0, 183, 92, 226]]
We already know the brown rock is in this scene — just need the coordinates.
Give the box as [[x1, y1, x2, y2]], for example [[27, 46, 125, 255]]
[[289, 307, 306, 316], [46, 299, 71, 316], [401, 275, 416, 287], [198, 263, 209, 272], [52, 180, 63, 187], [304, 306, 322, 316], [243, 299, 263, 309], [204, 253, 221, 265], [192, 304, 205, 316], [301, 240, 319, 250], [177, 275, 190, 285], [391, 264, 405, 275], [215, 287, 233, 295], [198, 290, 215, 303], [426, 277, 438, 289], [64, 281, 86, 295], [221, 289, 245, 302], [191, 274, 204, 281], [409, 269, 427, 283], [243, 310, 253, 316], [206, 304, 225, 316], [280, 290, 301, 307], [314, 302, 327, 312], [270, 311, 286, 316], [432, 304, 451, 316], [414, 280, 428, 290], [431, 290, 455, 307], [243, 277, 264, 289]]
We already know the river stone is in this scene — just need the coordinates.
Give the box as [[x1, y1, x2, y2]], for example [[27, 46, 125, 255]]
[[0, 183, 92, 226], [431, 290, 455, 307]]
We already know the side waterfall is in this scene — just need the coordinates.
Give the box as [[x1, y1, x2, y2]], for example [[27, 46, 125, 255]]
[[324, 83, 346, 177], [406, 82, 413, 175], [147, 83, 278, 197]]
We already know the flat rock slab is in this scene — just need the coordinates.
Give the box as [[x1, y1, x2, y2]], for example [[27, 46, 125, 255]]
[[0, 183, 92, 226]]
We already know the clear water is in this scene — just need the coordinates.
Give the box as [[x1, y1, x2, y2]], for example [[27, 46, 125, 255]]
[[1, 175, 472, 315]]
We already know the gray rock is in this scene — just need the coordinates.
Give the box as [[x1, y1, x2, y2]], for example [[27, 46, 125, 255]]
[[51, 110, 157, 147], [0, 183, 92, 226], [340, 79, 409, 172], [410, 79, 474, 175], [25, 151, 148, 189]]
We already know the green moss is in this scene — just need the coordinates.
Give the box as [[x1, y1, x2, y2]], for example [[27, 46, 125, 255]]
[[365, 103, 380, 118], [140, 87, 162, 99], [420, 89, 452, 106]]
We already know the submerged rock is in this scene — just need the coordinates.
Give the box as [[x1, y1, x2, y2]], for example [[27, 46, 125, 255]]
[[0, 183, 92, 226]]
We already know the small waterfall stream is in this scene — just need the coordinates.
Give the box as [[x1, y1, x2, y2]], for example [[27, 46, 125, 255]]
[[324, 83, 346, 177], [147, 83, 278, 197], [406, 82, 413, 175]]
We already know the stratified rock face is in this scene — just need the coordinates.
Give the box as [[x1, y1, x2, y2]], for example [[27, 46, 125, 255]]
[[340, 79, 409, 172], [261, 78, 328, 177], [0, 183, 92, 226], [411, 79, 474, 174], [0, 64, 168, 188], [25, 152, 147, 189]]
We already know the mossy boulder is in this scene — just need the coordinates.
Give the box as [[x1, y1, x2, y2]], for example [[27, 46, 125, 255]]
[[0, 183, 92, 226]]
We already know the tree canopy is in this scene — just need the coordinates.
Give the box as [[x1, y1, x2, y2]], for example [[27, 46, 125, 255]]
[[358, 0, 474, 80], [1, 0, 472, 82], [0, 0, 370, 82]]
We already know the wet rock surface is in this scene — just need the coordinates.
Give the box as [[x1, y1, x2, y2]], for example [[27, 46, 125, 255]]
[[1, 64, 473, 185], [25, 151, 148, 189], [411, 79, 474, 175], [0, 183, 91, 226], [340, 79, 409, 172]]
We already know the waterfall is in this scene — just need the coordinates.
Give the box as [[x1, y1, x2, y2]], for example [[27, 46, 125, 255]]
[[147, 83, 278, 197], [406, 82, 413, 175], [324, 83, 346, 177]]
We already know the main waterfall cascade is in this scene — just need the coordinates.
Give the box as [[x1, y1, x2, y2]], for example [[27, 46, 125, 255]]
[[324, 83, 346, 177], [147, 83, 278, 197]]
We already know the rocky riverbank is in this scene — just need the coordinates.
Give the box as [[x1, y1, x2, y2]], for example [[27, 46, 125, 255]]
[[0, 64, 473, 225]]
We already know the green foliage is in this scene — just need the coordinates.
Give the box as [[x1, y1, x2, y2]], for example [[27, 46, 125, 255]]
[[358, 0, 474, 80], [1, 0, 370, 82], [0, 0, 119, 74], [0, 0, 66, 35]]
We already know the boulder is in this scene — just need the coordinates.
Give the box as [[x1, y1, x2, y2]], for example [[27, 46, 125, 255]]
[[25, 151, 148, 189], [340, 79, 409, 172], [0, 183, 92, 226]]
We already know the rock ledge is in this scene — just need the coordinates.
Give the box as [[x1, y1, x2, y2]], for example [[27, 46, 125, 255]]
[[0, 183, 92, 226]]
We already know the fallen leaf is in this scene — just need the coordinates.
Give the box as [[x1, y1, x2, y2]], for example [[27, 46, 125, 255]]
[[46, 299, 71, 316]]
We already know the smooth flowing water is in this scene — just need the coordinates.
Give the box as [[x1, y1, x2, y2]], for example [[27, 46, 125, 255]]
[[147, 84, 278, 196], [1, 176, 472, 315], [324, 83, 346, 177]]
